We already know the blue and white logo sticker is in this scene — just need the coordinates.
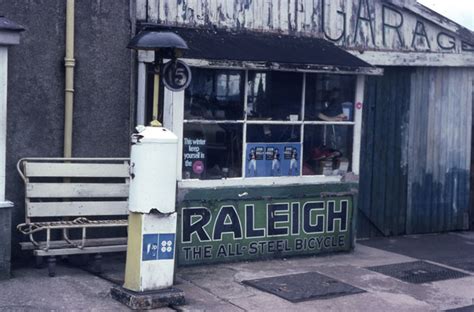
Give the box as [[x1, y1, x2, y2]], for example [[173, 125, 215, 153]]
[[142, 233, 175, 261], [158, 234, 175, 260]]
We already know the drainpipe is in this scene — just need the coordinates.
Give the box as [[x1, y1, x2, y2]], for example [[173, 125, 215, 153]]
[[64, 0, 75, 158]]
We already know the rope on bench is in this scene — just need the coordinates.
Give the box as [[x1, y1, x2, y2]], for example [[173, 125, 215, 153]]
[[17, 217, 128, 235]]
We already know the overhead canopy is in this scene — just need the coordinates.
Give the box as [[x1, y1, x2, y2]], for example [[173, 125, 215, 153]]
[[138, 25, 381, 75]]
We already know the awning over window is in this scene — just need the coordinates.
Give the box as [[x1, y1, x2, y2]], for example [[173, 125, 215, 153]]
[[140, 25, 382, 75]]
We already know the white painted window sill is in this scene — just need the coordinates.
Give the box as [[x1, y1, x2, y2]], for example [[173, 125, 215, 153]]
[[178, 175, 345, 189]]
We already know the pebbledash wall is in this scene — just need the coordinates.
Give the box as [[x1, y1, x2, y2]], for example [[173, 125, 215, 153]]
[[1, 0, 473, 267], [0, 0, 133, 260]]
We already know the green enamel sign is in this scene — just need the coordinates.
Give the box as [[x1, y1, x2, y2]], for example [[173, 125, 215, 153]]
[[177, 196, 353, 266]]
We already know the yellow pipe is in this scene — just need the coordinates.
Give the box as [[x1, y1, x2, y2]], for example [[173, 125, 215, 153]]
[[149, 73, 161, 127], [64, 0, 75, 157]]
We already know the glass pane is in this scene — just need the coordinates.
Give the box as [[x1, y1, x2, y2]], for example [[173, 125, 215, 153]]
[[247, 125, 301, 143], [184, 68, 244, 120], [302, 125, 353, 176], [247, 71, 303, 121], [305, 74, 356, 121], [183, 124, 243, 180]]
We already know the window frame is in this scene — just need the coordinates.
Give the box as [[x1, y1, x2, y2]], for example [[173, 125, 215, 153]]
[[159, 61, 365, 189]]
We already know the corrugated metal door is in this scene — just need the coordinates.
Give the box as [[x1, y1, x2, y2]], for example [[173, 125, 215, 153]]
[[359, 67, 474, 237], [407, 68, 474, 234]]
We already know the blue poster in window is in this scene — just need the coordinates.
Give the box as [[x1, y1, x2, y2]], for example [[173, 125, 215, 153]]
[[142, 233, 176, 261], [246, 143, 301, 177]]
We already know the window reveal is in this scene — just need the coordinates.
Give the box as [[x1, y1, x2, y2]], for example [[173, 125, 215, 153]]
[[182, 68, 357, 181]]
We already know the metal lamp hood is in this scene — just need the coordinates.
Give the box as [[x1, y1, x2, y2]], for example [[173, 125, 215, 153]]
[[127, 31, 188, 51]]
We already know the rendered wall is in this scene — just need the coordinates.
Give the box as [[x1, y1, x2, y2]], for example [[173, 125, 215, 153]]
[[0, 0, 133, 259]]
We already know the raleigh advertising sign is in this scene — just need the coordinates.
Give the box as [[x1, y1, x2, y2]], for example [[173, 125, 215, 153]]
[[177, 197, 352, 265]]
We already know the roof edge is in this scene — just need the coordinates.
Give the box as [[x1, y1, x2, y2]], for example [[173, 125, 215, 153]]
[[382, 0, 474, 43]]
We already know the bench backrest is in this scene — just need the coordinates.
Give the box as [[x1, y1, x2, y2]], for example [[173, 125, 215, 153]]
[[18, 158, 130, 221]]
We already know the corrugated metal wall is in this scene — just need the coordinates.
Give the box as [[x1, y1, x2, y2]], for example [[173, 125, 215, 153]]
[[359, 67, 474, 237], [359, 67, 411, 237], [407, 68, 474, 234]]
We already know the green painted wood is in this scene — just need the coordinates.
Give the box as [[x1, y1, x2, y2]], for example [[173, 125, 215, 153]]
[[178, 183, 358, 203], [358, 67, 411, 238]]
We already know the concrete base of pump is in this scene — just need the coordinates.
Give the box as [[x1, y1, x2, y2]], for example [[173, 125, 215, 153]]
[[111, 286, 185, 310]]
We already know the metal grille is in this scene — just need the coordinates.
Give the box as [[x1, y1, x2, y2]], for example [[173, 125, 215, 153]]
[[243, 272, 365, 303], [367, 261, 469, 284]]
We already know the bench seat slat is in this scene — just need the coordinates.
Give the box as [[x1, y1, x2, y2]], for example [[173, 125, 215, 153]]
[[26, 183, 129, 198], [25, 163, 129, 178], [34, 245, 127, 256], [27, 201, 129, 217]]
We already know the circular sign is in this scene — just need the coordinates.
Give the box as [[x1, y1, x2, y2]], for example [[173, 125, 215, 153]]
[[192, 160, 204, 175], [163, 60, 192, 92], [356, 102, 363, 110]]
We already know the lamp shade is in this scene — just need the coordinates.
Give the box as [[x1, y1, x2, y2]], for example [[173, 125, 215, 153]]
[[127, 31, 188, 51]]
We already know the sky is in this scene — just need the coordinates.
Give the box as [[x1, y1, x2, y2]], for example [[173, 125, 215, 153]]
[[417, 0, 474, 30]]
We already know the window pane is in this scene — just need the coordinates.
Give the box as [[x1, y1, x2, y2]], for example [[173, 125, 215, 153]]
[[184, 68, 244, 120], [183, 124, 243, 180], [247, 71, 303, 121], [247, 125, 301, 143], [303, 125, 353, 176], [305, 74, 356, 121], [245, 143, 301, 177]]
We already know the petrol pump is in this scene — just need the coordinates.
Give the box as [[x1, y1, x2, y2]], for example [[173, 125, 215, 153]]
[[111, 30, 190, 310]]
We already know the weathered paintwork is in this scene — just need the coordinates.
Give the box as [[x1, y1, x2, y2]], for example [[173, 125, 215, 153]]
[[136, 0, 474, 66], [407, 68, 474, 233], [359, 67, 474, 237], [358, 67, 411, 237], [176, 183, 357, 266]]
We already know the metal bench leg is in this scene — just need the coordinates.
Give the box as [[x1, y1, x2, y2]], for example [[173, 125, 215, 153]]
[[92, 254, 102, 274], [47, 256, 56, 277]]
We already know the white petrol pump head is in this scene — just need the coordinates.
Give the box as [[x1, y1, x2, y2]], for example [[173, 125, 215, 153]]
[[129, 126, 178, 214]]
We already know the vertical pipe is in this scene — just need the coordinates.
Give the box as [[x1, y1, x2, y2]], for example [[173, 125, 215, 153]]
[[64, 0, 75, 158], [136, 61, 147, 125], [0, 47, 8, 201], [150, 53, 162, 127], [152, 73, 160, 122]]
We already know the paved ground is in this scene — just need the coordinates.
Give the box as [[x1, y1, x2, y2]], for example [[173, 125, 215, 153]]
[[1, 232, 474, 311]]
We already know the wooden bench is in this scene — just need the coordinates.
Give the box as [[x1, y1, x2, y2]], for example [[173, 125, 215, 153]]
[[16, 158, 130, 276]]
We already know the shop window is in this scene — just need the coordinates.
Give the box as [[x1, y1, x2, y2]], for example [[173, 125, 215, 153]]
[[247, 71, 303, 120], [305, 74, 356, 122], [247, 125, 301, 143], [302, 125, 353, 176], [183, 123, 243, 180], [184, 68, 244, 120], [181, 68, 358, 181]]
